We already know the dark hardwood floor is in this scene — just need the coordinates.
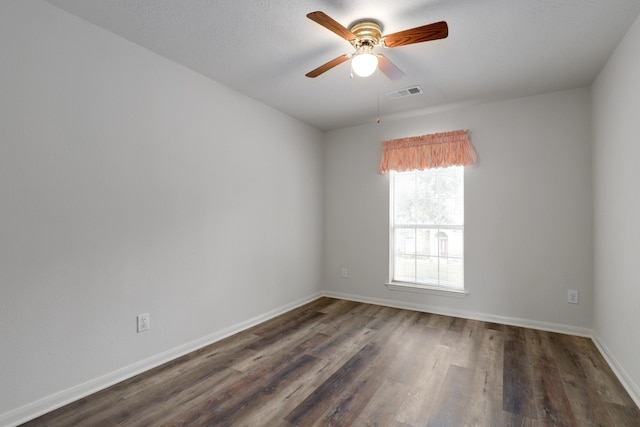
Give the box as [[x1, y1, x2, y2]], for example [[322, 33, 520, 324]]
[[23, 298, 640, 426]]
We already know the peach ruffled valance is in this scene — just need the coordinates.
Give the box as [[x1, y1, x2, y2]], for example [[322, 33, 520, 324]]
[[378, 130, 477, 173]]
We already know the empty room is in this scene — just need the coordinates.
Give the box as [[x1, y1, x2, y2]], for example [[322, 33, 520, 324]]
[[2, 1, 640, 426]]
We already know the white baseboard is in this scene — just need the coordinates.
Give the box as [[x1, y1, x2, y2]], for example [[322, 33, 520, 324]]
[[323, 290, 593, 337], [0, 292, 323, 427], [591, 332, 640, 409]]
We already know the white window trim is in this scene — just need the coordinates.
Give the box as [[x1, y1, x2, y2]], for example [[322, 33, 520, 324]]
[[385, 281, 469, 298]]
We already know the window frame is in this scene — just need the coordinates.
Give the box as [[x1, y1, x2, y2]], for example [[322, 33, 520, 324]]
[[386, 168, 469, 298]]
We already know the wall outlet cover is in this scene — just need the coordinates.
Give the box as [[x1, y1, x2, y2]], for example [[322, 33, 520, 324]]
[[137, 313, 150, 332]]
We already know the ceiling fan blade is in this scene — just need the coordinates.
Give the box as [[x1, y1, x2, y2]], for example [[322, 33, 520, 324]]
[[307, 11, 356, 42], [383, 21, 448, 48], [377, 55, 405, 81], [306, 54, 350, 78]]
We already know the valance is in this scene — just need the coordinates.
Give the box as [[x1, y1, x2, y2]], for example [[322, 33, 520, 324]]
[[378, 130, 477, 173]]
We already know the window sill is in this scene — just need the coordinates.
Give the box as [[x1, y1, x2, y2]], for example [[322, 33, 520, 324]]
[[385, 282, 469, 298]]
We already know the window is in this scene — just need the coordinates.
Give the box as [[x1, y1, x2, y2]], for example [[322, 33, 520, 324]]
[[379, 129, 475, 296], [390, 166, 465, 291]]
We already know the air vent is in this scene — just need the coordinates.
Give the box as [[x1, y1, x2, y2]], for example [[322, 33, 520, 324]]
[[386, 86, 423, 99]]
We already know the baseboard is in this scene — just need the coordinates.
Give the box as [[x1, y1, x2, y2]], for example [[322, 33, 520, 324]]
[[0, 292, 323, 427], [591, 332, 640, 409], [323, 290, 592, 337]]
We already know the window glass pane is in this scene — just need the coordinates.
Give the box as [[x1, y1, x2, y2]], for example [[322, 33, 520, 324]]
[[416, 172, 436, 225], [438, 257, 464, 289], [434, 229, 449, 257], [395, 228, 416, 255], [415, 198, 434, 225], [452, 197, 464, 225], [416, 228, 431, 256], [395, 254, 415, 283], [393, 173, 416, 224], [436, 166, 463, 197], [447, 229, 464, 258], [416, 256, 437, 284]]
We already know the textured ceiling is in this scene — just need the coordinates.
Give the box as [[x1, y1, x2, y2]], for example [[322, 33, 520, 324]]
[[46, 0, 640, 130]]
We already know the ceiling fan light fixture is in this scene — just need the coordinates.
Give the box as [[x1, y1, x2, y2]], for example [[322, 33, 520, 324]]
[[351, 45, 378, 77]]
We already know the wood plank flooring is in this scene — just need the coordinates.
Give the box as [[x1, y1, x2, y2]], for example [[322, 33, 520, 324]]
[[22, 298, 640, 426]]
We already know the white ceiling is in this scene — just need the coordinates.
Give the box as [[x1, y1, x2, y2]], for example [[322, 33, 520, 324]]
[[45, 0, 640, 131]]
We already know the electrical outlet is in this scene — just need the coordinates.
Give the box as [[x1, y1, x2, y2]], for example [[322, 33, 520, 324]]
[[568, 290, 579, 304], [340, 267, 348, 278], [137, 313, 150, 333]]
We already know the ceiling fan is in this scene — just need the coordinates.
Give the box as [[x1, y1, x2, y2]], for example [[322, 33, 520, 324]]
[[305, 11, 448, 80]]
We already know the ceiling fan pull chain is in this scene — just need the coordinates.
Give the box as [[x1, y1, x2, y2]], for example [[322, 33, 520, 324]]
[[376, 67, 381, 124]]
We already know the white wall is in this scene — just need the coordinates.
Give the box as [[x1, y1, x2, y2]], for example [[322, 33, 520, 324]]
[[592, 12, 640, 402], [324, 88, 593, 332], [0, 0, 323, 420]]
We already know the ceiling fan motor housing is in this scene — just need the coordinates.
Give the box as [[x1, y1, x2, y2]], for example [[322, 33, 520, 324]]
[[350, 20, 383, 47]]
